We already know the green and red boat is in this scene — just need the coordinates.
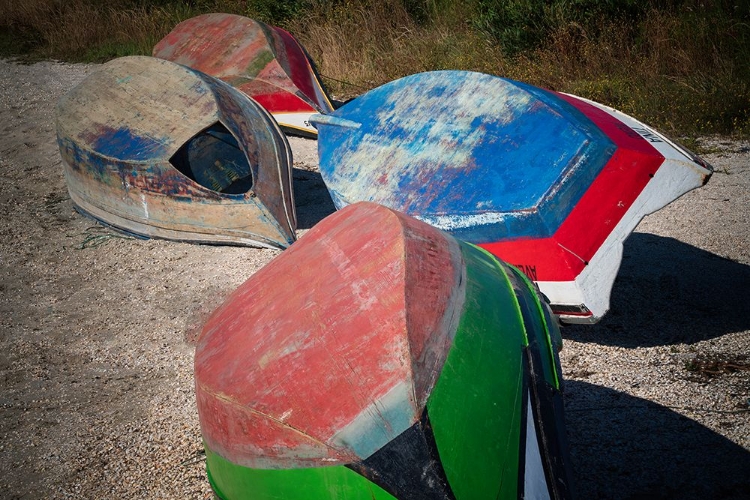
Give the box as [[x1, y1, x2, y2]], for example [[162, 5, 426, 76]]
[[195, 202, 574, 499]]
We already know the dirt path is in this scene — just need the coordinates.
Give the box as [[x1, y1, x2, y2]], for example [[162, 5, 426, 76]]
[[0, 60, 747, 499]]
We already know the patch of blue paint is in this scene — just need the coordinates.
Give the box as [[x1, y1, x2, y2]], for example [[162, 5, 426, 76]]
[[332, 388, 416, 459], [313, 71, 616, 242], [91, 126, 169, 161]]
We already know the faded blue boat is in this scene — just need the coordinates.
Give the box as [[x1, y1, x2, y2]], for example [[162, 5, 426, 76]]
[[310, 71, 711, 323], [57, 56, 296, 249]]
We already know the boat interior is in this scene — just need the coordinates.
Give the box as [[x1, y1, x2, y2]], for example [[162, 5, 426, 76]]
[[169, 122, 254, 195]]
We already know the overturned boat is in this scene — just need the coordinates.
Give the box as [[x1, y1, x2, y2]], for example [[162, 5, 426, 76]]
[[56, 56, 296, 249], [153, 13, 335, 138], [311, 71, 712, 323], [195, 202, 574, 499]]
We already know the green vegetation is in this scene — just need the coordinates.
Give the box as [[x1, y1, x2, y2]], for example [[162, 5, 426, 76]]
[[1, 0, 748, 137]]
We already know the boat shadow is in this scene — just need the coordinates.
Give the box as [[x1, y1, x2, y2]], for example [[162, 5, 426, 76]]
[[563, 233, 750, 347], [564, 380, 750, 499], [292, 167, 336, 230]]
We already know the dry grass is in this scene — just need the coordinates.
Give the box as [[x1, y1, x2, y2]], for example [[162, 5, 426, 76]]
[[293, 2, 748, 135], [0, 0, 184, 60], [293, 1, 504, 97], [1, 0, 747, 136]]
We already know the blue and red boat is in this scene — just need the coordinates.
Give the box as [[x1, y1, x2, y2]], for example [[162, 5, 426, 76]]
[[311, 71, 712, 323]]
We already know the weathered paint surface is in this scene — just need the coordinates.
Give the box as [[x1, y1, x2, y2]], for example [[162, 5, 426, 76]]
[[153, 13, 334, 137], [195, 202, 466, 469], [194, 202, 573, 499], [311, 71, 712, 323], [480, 91, 713, 322], [56, 56, 296, 249]]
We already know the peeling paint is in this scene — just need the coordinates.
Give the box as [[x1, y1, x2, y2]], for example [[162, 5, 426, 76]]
[[313, 71, 712, 322], [153, 13, 334, 137], [56, 56, 296, 249], [194, 203, 465, 468], [195, 203, 573, 498]]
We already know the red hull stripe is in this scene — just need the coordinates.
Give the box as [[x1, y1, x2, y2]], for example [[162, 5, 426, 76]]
[[251, 92, 315, 113], [482, 95, 664, 282], [274, 27, 329, 111]]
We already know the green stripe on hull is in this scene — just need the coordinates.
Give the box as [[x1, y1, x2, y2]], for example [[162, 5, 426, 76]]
[[426, 242, 528, 500], [205, 447, 396, 500], [474, 243, 562, 389]]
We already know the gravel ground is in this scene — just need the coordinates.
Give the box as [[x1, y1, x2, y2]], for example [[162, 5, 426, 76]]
[[0, 59, 747, 499]]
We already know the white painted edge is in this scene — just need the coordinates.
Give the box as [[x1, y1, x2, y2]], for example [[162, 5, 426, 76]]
[[539, 159, 707, 323], [563, 93, 712, 171], [524, 391, 552, 500], [537, 98, 711, 323], [272, 112, 319, 135]]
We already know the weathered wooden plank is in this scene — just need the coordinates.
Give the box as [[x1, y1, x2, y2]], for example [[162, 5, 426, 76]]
[[310, 71, 712, 323], [195, 202, 573, 499], [153, 13, 335, 137], [56, 56, 296, 249]]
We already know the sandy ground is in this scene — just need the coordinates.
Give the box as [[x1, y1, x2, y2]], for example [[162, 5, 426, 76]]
[[0, 59, 748, 499]]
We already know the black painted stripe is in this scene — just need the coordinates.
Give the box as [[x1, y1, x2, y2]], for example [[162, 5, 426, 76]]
[[347, 409, 456, 500]]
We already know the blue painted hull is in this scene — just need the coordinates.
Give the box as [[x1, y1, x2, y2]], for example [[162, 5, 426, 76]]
[[310, 71, 711, 322], [311, 71, 614, 242]]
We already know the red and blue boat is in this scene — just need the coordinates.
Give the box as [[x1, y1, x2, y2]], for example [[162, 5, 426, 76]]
[[311, 71, 712, 323]]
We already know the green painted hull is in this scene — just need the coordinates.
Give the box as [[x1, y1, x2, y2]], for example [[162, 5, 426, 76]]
[[206, 448, 395, 500], [202, 240, 569, 499]]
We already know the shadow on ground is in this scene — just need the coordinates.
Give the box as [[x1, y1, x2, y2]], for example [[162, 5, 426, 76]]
[[565, 380, 750, 499], [293, 167, 336, 229], [563, 233, 750, 347]]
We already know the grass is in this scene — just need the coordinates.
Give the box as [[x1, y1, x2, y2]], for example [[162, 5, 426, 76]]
[[1, 0, 748, 138]]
